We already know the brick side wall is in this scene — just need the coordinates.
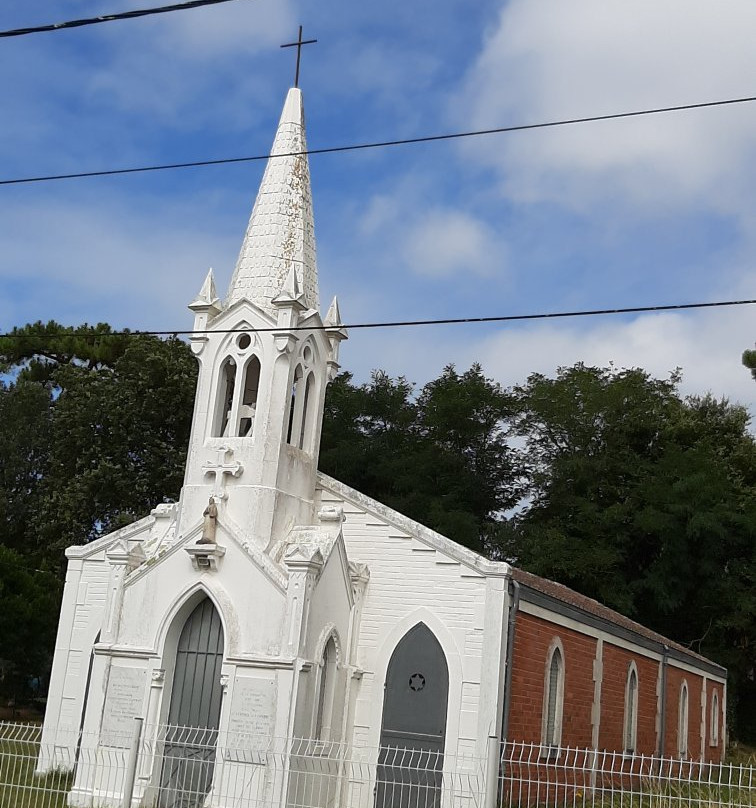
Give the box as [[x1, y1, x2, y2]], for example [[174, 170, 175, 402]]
[[510, 609, 723, 762], [320, 486, 490, 760], [599, 643, 659, 754], [508, 612, 596, 747], [662, 665, 703, 758]]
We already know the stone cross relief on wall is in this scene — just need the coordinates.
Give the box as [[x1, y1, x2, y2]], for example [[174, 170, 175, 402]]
[[202, 445, 243, 500]]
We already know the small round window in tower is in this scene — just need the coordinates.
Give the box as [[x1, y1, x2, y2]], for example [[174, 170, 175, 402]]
[[303, 345, 313, 365], [237, 333, 252, 350]]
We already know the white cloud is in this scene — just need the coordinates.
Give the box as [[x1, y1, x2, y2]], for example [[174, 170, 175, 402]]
[[352, 180, 509, 282], [344, 306, 756, 428], [457, 0, 756, 217], [470, 308, 756, 419], [402, 209, 504, 278], [0, 192, 240, 330]]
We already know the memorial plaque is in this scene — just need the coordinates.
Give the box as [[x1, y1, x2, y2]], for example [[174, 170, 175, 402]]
[[101, 667, 147, 747], [227, 677, 276, 752]]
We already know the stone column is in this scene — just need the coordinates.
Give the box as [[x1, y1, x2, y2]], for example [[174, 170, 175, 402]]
[[139, 669, 166, 782], [282, 546, 324, 658], [101, 541, 132, 644]]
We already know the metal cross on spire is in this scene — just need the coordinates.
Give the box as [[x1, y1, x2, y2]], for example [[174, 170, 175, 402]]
[[280, 25, 317, 88]]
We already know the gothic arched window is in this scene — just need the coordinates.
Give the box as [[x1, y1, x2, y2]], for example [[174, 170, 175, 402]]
[[215, 357, 236, 437], [678, 680, 689, 758], [298, 372, 315, 451], [543, 643, 564, 749], [315, 636, 338, 740], [286, 365, 303, 445], [624, 664, 639, 753], [237, 356, 261, 437], [710, 689, 719, 747]]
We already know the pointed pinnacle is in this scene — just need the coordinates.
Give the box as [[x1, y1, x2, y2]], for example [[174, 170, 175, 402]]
[[324, 296, 342, 327], [189, 268, 221, 311], [272, 264, 306, 310], [324, 295, 348, 340], [283, 264, 300, 297]]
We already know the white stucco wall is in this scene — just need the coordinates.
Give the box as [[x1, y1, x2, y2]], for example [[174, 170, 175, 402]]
[[316, 479, 510, 763]]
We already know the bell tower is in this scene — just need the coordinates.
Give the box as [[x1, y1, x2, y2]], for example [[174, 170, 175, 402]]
[[178, 87, 347, 551]]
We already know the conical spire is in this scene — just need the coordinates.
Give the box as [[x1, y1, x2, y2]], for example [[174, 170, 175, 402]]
[[226, 88, 319, 317]]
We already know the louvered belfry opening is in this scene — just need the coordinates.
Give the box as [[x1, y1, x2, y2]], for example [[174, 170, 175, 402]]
[[159, 597, 225, 808]]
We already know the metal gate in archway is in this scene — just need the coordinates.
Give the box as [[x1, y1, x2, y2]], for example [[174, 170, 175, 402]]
[[158, 597, 224, 808]]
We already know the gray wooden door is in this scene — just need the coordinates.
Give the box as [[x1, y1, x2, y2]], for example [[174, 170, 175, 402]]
[[376, 623, 449, 808], [159, 598, 224, 808]]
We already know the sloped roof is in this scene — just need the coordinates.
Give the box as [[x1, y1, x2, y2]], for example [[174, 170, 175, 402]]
[[511, 566, 726, 677], [318, 472, 725, 678]]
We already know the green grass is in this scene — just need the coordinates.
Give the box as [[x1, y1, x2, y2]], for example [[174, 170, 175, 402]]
[[0, 740, 72, 808]]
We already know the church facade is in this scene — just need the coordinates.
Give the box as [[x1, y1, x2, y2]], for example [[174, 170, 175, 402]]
[[40, 87, 726, 808]]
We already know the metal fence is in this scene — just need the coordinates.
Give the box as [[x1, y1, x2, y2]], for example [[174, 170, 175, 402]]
[[1, 722, 754, 808], [499, 741, 756, 808]]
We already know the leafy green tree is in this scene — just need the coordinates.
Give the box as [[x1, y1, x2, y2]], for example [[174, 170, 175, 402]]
[[320, 365, 519, 552], [35, 339, 197, 558], [503, 364, 756, 740], [0, 380, 51, 554], [0, 322, 198, 560], [0, 546, 61, 706], [0, 321, 198, 702], [0, 321, 135, 382], [743, 346, 756, 380]]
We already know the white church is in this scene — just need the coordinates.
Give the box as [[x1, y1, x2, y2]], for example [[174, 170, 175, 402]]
[[39, 85, 727, 808]]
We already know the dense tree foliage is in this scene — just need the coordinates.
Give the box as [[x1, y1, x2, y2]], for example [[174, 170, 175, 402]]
[[498, 365, 756, 740], [0, 322, 197, 702], [744, 345, 756, 381], [319, 366, 520, 552], [1, 321, 755, 739], [0, 547, 60, 708]]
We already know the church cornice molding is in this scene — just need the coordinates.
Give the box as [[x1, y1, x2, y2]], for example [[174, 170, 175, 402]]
[[317, 473, 511, 578], [93, 643, 158, 659], [123, 512, 288, 593], [65, 514, 154, 560], [224, 654, 297, 669], [211, 296, 276, 330], [221, 509, 288, 591]]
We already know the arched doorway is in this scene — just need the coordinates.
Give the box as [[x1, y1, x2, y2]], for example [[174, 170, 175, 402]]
[[376, 623, 449, 808], [159, 597, 225, 808]]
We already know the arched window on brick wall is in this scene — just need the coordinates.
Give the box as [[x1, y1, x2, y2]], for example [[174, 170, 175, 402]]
[[710, 690, 720, 747], [542, 641, 564, 749], [624, 663, 638, 753], [677, 680, 689, 758]]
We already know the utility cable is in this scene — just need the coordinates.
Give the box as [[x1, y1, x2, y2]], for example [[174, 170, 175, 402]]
[[0, 0, 245, 39], [1, 298, 753, 340], [2, 94, 756, 187]]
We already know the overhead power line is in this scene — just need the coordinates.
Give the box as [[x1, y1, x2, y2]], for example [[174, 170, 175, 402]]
[[2, 94, 756, 187], [0, 0, 243, 38], [1, 298, 753, 341]]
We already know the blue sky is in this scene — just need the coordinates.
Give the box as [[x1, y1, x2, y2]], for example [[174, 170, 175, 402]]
[[1, 0, 755, 419]]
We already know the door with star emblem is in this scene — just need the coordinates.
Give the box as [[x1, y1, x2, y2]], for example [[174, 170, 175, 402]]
[[376, 623, 449, 808]]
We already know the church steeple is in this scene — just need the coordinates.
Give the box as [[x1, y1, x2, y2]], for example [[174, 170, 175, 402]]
[[180, 86, 345, 552], [226, 88, 319, 317]]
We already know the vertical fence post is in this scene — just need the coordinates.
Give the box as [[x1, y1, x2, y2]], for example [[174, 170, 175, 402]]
[[122, 717, 144, 808], [486, 735, 500, 808]]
